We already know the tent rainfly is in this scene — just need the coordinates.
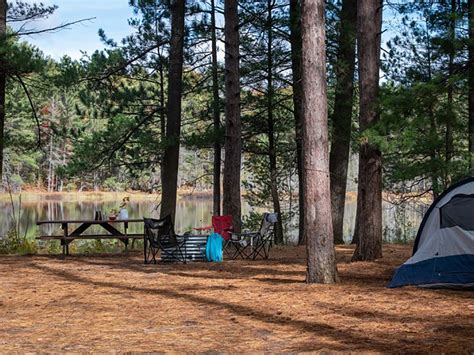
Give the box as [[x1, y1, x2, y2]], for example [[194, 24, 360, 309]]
[[389, 178, 474, 289]]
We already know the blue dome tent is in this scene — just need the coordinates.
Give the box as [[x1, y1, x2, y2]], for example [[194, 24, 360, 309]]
[[389, 178, 474, 288]]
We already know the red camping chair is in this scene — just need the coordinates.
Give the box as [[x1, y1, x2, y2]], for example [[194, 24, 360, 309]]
[[211, 215, 233, 241], [193, 215, 234, 240]]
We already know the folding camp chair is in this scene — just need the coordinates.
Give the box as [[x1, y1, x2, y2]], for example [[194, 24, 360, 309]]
[[144, 215, 188, 264], [193, 215, 233, 238], [228, 212, 277, 260], [194, 215, 234, 259], [212, 215, 234, 241], [208, 215, 235, 259], [251, 213, 277, 259]]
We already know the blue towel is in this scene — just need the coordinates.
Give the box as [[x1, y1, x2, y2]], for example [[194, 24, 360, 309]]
[[206, 232, 224, 262]]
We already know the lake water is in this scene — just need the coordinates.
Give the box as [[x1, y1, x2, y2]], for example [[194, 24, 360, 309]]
[[0, 193, 429, 244]]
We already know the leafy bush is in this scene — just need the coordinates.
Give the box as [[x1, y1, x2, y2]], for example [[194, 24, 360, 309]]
[[241, 211, 262, 232], [103, 177, 126, 192], [0, 229, 38, 255], [64, 182, 78, 192], [9, 174, 24, 192]]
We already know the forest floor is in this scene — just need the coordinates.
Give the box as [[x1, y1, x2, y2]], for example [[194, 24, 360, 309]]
[[0, 244, 472, 353]]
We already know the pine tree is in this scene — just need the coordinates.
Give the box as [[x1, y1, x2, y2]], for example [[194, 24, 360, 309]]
[[160, 0, 186, 221], [329, 0, 357, 245], [301, 0, 338, 283], [352, 0, 383, 262], [223, 0, 242, 232]]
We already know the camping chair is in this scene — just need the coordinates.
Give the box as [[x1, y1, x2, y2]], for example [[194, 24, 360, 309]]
[[193, 215, 233, 238], [228, 212, 277, 260], [144, 215, 188, 264], [211, 215, 234, 259], [193, 215, 234, 260], [212, 215, 234, 241]]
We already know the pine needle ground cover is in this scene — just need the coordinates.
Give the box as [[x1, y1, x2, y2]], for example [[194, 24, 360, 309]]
[[0, 245, 472, 353]]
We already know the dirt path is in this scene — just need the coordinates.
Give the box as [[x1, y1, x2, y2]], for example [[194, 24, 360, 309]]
[[0, 245, 472, 353]]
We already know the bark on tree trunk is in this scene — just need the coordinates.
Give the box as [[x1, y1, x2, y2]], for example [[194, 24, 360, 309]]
[[0, 0, 6, 181], [425, 32, 440, 199], [290, 0, 305, 245], [160, 0, 185, 222], [211, 0, 221, 216], [159, 57, 166, 188], [469, 0, 474, 175], [352, 0, 383, 262], [223, 0, 242, 232], [301, 0, 338, 283], [329, 0, 357, 244], [329, 0, 357, 245], [350, 197, 360, 244], [267, 0, 284, 244], [445, 0, 456, 180], [47, 101, 55, 193]]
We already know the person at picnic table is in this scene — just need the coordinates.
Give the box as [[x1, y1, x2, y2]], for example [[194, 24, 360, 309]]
[[118, 196, 130, 220]]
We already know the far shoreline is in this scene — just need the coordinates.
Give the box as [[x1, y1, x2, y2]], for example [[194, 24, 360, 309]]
[[0, 189, 216, 202]]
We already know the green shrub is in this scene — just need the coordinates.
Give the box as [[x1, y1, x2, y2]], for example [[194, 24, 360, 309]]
[[103, 177, 126, 192], [64, 182, 78, 192], [242, 211, 262, 232], [0, 229, 38, 255]]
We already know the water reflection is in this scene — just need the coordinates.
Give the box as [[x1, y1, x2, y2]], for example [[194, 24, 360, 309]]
[[0, 194, 429, 243], [342, 199, 428, 243]]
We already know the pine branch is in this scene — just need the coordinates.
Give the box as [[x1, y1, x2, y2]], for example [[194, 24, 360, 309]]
[[85, 41, 169, 82], [15, 75, 42, 150], [90, 108, 160, 171]]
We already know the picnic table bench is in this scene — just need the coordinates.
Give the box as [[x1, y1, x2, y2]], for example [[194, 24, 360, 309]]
[[36, 219, 144, 256]]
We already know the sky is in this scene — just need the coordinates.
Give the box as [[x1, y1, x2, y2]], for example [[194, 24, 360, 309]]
[[13, 1, 397, 62], [13, 0, 137, 60]]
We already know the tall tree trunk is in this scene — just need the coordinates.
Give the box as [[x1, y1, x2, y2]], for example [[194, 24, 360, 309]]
[[160, 0, 185, 222], [425, 22, 440, 199], [159, 57, 166, 188], [329, 0, 357, 245], [47, 101, 56, 193], [290, 0, 305, 245], [350, 197, 360, 244], [429, 106, 440, 199], [352, 0, 383, 262], [445, 0, 456, 180], [211, 0, 221, 216], [302, 0, 338, 283], [469, 0, 474, 175], [267, 0, 284, 244], [0, 0, 6, 181], [59, 93, 69, 192], [223, 0, 242, 232]]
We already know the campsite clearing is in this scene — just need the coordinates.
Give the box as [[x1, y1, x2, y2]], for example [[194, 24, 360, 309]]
[[0, 245, 472, 353]]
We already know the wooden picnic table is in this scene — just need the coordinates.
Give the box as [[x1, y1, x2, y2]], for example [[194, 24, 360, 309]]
[[36, 218, 144, 256]]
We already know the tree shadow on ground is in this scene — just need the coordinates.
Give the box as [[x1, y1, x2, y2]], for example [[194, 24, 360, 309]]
[[27, 261, 401, 353], [62, 256, 306, 280]]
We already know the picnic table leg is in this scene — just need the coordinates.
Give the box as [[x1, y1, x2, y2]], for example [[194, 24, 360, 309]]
[[143, 234, 147, 264], [125, 221, 131, 250], [143, 223, 148, 263], [123, 222, 129, 251], [125, 221, 136, 249], [61, 223, 68, 256]]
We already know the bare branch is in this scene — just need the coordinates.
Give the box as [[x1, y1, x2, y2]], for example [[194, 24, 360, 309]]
[[11, 17, 96, 37]]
